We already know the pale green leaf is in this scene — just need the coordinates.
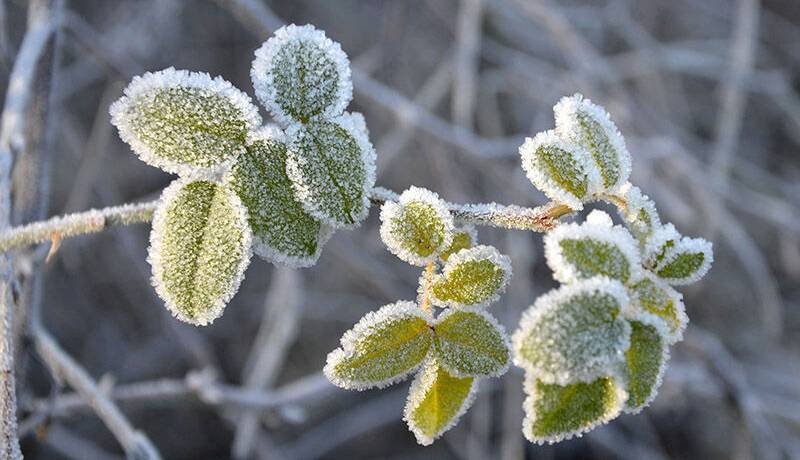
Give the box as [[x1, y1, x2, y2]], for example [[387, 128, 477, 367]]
[[433, 307, 510, 378], [324, 301, 434, 389], [623, 320, 668, 413], [630, 275, 687, 343], [431, 245, 512, 308], [519, 130, 599, 210], [286, 113, 376, 228], [522, 374, 626, 444], [439, 226, 477, 262], [251, 24, 352, 124], [617, 183, 661, 241], [149, 179, 252, 326], [379, 187, 454, 266], [110, 67, 261, 177], [554, 93, 631, 193], [404, 359, 477, 446], [655, 236, 713, 285], [224, 126, 331, 268], [513, 278, 631, 385]]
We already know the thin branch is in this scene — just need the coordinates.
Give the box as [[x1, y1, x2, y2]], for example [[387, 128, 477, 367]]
[[0, 188, 570, 253], [452, 0, 483, 128]]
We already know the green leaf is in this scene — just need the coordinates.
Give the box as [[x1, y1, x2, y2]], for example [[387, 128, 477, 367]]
[[433, 307, 510, 378], [555, 94, 631, 193], [519, 130, 598, 210], [149, 179, 252, 325], [439, 226, 477, 262], [224, 126, 331, 268], [630, 275, 687, 343], [431, 245, 512, 308], [325, 301, 434, 389], [513, 278, 631, 385], [110, 67, 261, 177], [523, 375, 625, 444], [655, 236, 713, 285], [251, 24, 352, 124], [379, 187, 454, 266], [544, 210, 641, 284], [623, 320, 668, 413], [286, 113, 376, 228], [404, 359, 477, 446], [617, 183, 661, 242]]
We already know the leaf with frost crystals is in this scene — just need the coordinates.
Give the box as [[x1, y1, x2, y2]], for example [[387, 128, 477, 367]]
[[544, 210, 641, 284], [616, 183, 660, 241], [513, 277, 631, 385], [286, 112, 376, 228], [642, 223, 681, 268], [622, 318, 669, 413], [439, 225, 477, 262], [149, 178, 252, 326], [404, 358, 478, 446], [522, 374, 626, 444], [554, 93, 631, 193], [630, 274, 687, 343], [224, 126, 332, 268], [110, 67, 261, 177], [379, 187, 454, 266], [433, 307, 510, 378], [251, 23, 352, 125], [519, 130, 599, 210], [324, 301, 434, 390], [431, 245, 511, 308], [654, 237, 713, 285]]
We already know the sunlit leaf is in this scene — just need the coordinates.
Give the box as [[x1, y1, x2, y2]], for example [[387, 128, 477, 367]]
[[251, 24, 352, 124], [431, 245, 512, 308], [380, 187, 454, 266], [513, 277, 631, 385], [110, 67, 261, 177], [324, 301, 434, 390], [286, 112, 376, 228], [630, 274, 687, 343], [433, 307, 510, 378], [519, 130, 599, 210], [149, 179, 252, 325], [554, 93, 631, 193], [404, 358, 478, 446], [522, 374, 626, 444], [544, 210, 641, 284], [622, 319, 668, 413], [224, 126, 331, 268]]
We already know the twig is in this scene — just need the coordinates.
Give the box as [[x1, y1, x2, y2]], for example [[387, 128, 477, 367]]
[[0, 188, 570, 253], [452, 0, 483, 128]]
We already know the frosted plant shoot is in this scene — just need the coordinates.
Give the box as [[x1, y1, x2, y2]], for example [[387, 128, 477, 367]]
[[0, 22, 713, 450]]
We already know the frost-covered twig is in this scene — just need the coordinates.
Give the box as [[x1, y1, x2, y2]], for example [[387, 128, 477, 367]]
[[0, 201, 157, 252], [0, 189, 568, 253]]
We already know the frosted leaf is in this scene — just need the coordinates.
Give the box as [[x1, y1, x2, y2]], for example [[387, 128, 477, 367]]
[[654, 237, 713, 285], [544, 211, 641, 284], [430, 245, 512, 308], [251, 24, 352, 124], [286, 112, 376, 228], [110, 67, 261, 177], [513, 278, 631, 385], [629, 273, 687, 343], [404, 358, 478, 446], [324, 301, 434, 390], [642, 223, 681, 268], [439, 225, 477, 262], [433, 307, 510, 378], [622, 318, 669, 413], [148, 178, 252, 326], [224, 126, 332, 268], [554, 93, 631, 193], [522, 374, 626, 445], [379, 187, 454, 266], [617, 183, 660, 241], [519, 130, 599, 210]]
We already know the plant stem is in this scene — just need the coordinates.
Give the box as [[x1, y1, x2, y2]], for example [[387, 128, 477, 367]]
[[0, 187, 574, 253], [419, 261, 436, 314]]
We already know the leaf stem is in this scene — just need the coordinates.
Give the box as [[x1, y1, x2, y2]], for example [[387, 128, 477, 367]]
[[419, 261, 436, 314]]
